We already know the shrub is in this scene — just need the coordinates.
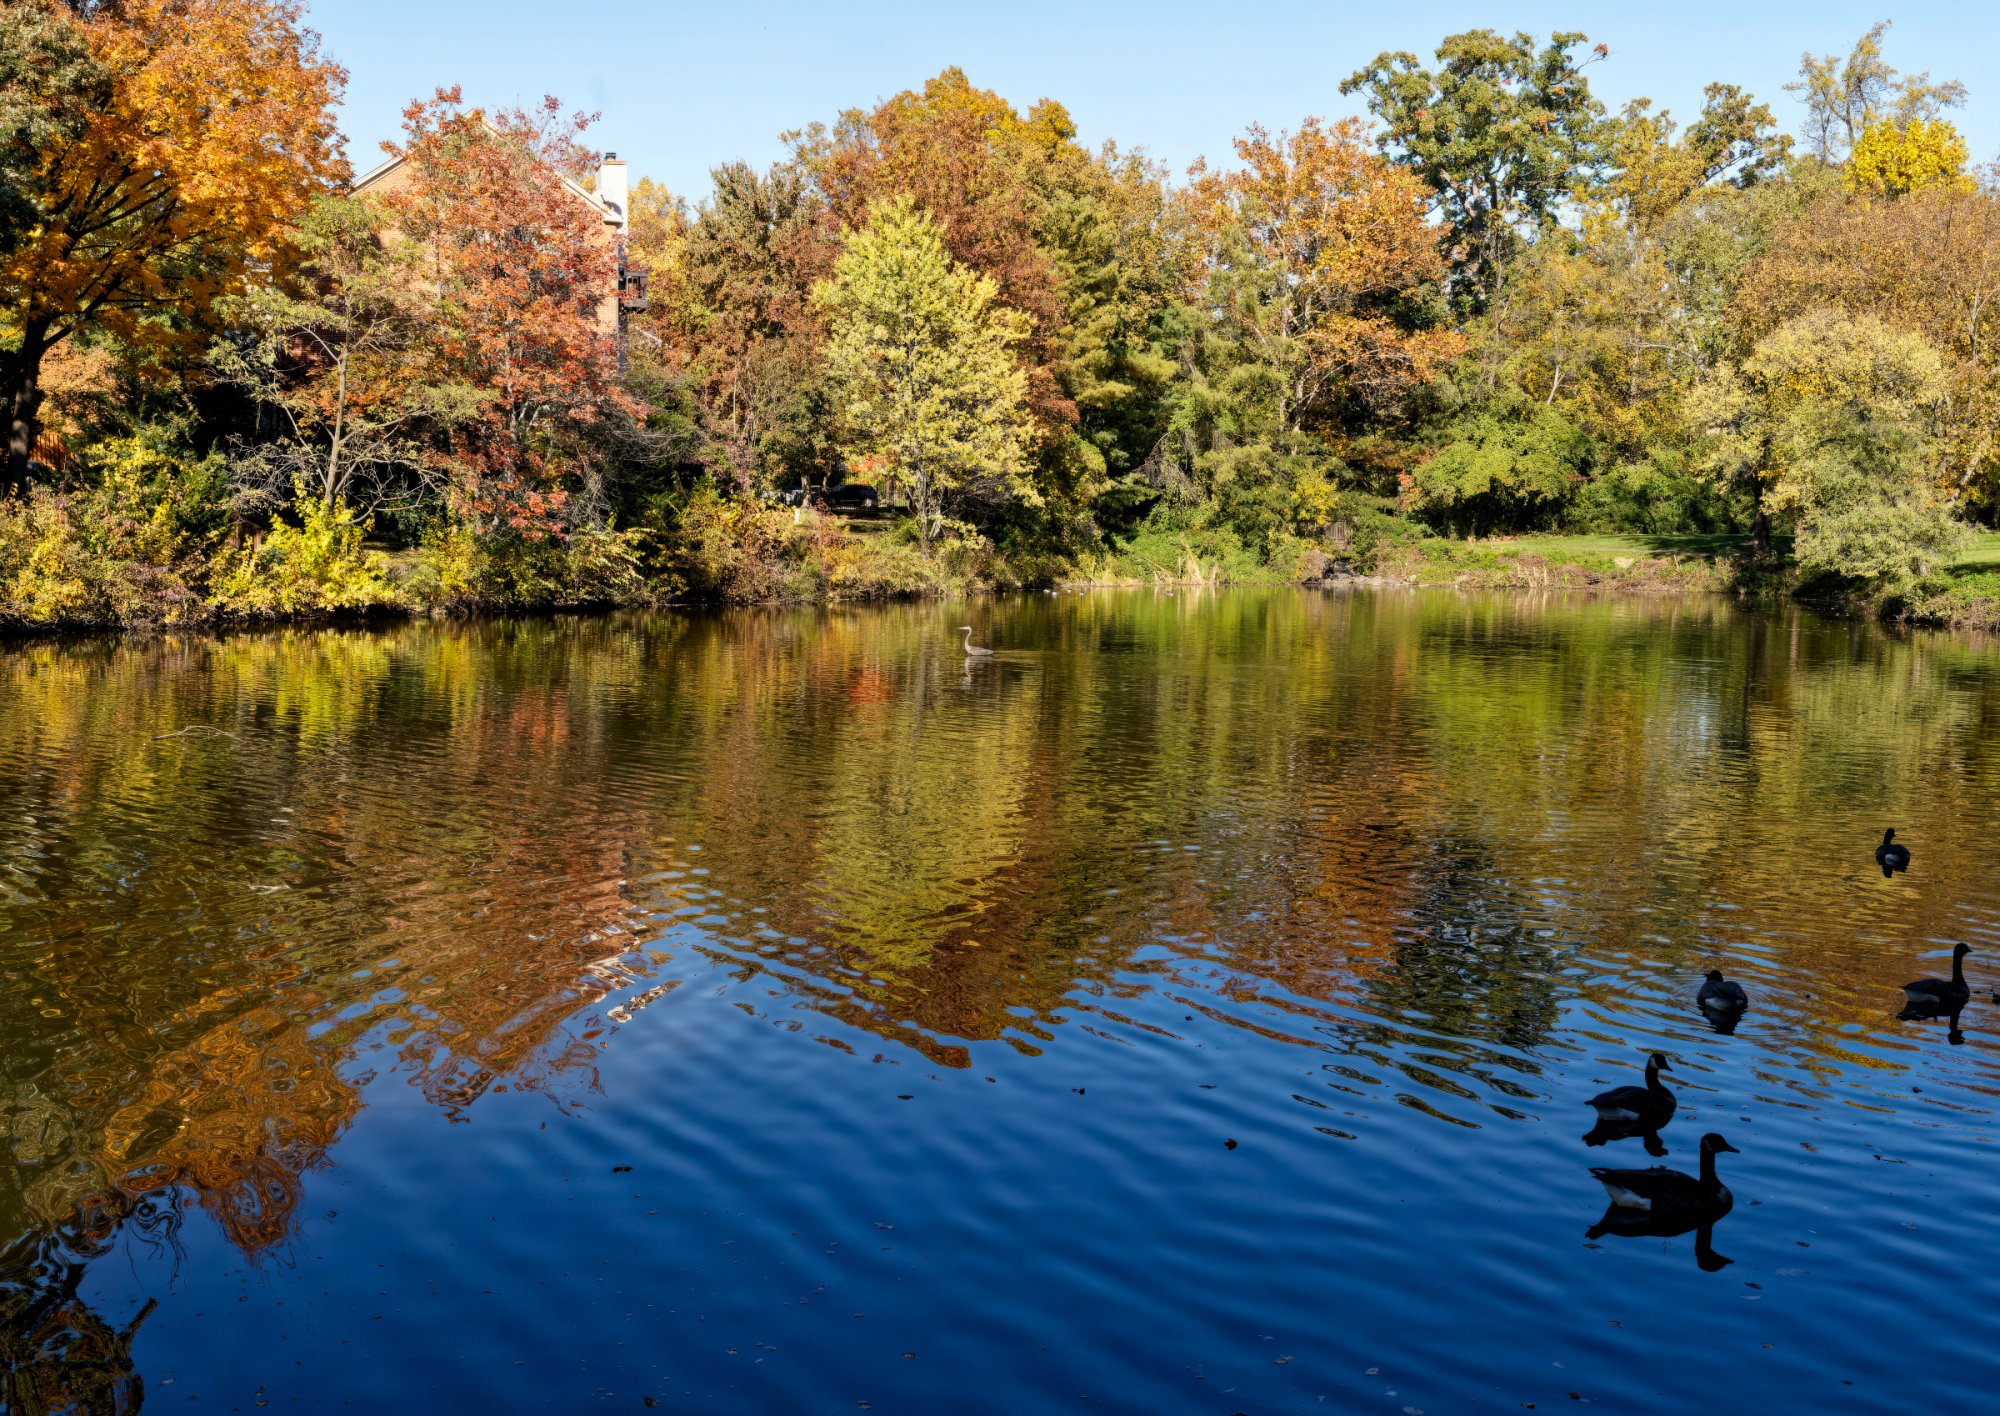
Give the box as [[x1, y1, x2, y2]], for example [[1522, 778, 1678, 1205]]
[[1793, 468, 1965, 592], [207, 493, 401, 618], [0, 488, 202, 627], [404, 523, 646, 612], [1567, 454, 1748, 536], [1408, 404, 1592, 536], [73, 419, 233, 565]]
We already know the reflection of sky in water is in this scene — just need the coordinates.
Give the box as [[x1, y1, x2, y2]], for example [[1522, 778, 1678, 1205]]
[[2, 589, 1999, 1409]]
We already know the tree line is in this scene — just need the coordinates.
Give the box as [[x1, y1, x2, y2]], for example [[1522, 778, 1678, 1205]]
[[3, 3, 1996, 626]]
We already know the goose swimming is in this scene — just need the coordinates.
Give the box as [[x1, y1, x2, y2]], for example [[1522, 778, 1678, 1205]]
[[1901, 943, 1971, 1010], [1876, 828, 1910, 874], [1696, 970, 1748, 1013], [1591, 1132, 1738, 1217], [1586, 1051, 1676, 1130]]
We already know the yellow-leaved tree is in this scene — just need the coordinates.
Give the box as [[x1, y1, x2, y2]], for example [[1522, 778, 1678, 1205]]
[[1845, 118, 1974, 197], [1, 0, 347, 489]]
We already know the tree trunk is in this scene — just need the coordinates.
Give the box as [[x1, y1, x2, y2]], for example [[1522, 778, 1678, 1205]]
[[2, 319, 51, 498], [1751, 504, 1771, 553], [915, 461, 933, 558]]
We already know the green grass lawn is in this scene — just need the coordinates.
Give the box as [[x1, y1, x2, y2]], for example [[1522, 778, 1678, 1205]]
[[1950, 530, 2000, 572], [1487, 530, 2000, 573], [1481, 532, 1753, 562]]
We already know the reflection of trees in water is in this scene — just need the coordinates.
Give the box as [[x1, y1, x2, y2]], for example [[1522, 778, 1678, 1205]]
[[4, 591, 2000, 1404], [1372, 832, 1566, 1053], [0, 628, 696, 1395], [0, 1192, 178, 1415]]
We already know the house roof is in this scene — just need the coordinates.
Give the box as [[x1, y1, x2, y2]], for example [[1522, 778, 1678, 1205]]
[[350, 120, 621, 228]]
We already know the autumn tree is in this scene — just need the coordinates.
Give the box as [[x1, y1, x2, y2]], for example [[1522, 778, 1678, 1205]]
[[374, 90, 632, 535], [1605, 87, 1791, 235], [1785, 20, 1965, 162], [815, 197, 1031, 554], [809, 70, 1071, 436], [1845, 118, 1974, 197], [804, 68, 1183, 528], [1184, 118, 1463, 435], [210, 195, 479, 513], [1342, 30, 1613, 312], [662, 159, 839, 490], [0, 0, 347, 491], [1733, 186, 2000, 507], [1165, 118, 1463, 542], [0, 1, 104, 257]]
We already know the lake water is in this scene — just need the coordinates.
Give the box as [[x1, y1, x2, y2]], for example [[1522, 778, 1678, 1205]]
[[3, 588, 1998, 1412]]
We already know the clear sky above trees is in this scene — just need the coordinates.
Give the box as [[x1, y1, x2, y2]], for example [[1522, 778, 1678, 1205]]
[[318, 1, 1997, 200]]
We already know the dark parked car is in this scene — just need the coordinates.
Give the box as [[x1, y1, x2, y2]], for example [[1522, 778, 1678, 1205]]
[[823, 483, 879, 511]]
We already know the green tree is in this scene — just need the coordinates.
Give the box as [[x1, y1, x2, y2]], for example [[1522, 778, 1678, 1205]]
[[802, 68, 1183, 531], [1694, 309, 1960, 576], [815, 197, 1031, 555], [1341, 30, 1613, 312], [1407, 395, 1592, 536]]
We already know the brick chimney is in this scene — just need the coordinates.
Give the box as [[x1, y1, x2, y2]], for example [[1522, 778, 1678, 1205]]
[[598, 152, 628, 233]]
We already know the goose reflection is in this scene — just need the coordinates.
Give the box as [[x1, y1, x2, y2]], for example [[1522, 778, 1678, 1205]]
[[1586, 1209, 1735, 1272], [1896, 998, 1968, 1045], [1582, 1115, 1670, 1156]]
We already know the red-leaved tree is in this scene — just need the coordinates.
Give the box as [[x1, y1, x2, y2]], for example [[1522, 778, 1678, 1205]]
[[373, 89, 632, 536]]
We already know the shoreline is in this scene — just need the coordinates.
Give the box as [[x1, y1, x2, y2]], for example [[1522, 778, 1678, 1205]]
[[8, 557, 1998, 647]]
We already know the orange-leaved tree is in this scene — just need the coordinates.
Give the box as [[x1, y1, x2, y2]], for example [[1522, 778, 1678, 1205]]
[[808, 69, 1075, 440], [373, 90, 633, 536], [1183, 117, 1464, 436], [1, 0, 347, 490]]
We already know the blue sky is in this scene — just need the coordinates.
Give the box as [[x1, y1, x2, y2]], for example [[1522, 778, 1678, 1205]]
[[314, 1, 1996, 200]]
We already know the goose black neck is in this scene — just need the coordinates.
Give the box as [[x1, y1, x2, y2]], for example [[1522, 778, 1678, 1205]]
[[1645, 1057, 1664, 1089], [1699, 1145, 1721, 1188], [1953, 952, 1966, 987]]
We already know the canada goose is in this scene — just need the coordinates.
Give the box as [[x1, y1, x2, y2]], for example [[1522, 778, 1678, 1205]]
[[1591, 1132, 1738, 1216], [1586, 1051, 1676, 1130], [1697, 970, 1749, 1013], [1876, 828, 1910, 874], [958, 626, 993, 657], [1901, 943, 1971, 1010]]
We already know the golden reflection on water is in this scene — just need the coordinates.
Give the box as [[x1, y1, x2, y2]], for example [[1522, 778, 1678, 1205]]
[[3, 590, 1999, 1299]]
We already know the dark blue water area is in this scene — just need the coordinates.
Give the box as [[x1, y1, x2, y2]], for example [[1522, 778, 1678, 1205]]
[[86, 937, 2000, 1413], [7, 591, 2000, 1412]]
